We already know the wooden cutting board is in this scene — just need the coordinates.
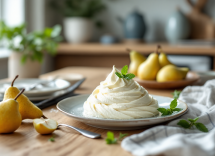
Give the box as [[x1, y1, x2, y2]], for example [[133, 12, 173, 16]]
[[186, 0, 215, 39]]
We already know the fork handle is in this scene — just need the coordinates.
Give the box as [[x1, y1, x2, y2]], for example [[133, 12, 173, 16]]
[[57, 124, 101, 139]]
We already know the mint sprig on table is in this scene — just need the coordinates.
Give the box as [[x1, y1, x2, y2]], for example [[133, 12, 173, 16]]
[[171, 90, 181, 99], [106, 131, 128, 144], [48, 135, 55, 142], [115, 65, 135, 80], [177, 117, 208, 132], [157, 98, 182, 116]]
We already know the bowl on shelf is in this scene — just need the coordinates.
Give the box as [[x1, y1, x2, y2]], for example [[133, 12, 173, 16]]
[[134, 71, 199, 89]]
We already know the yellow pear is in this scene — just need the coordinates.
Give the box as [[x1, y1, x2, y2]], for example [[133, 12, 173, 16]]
[[33, 118, 58, 135], [159, 52, 173, 67], [3, 75, 44, 120], [137, 47, 161, 80], [128, 49, 146, 76], [0, 89, 24, 133], [157, 64, 189, 82]]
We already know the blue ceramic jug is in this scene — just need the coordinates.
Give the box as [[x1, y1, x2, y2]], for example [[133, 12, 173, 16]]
[[165, 9, 190, 43], [119, 10, 147, 39]]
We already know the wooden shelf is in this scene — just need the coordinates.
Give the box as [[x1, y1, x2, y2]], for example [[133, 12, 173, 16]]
[[56, 43, 215, 70], [58, 43, 215, 56]]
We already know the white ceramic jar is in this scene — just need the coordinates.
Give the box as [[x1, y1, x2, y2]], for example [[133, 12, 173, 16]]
[[63, 17, 93, 43], [8, 52, 41, 78]]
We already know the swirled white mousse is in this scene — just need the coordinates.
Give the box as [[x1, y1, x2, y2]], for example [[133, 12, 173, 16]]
[[83, 66, 159, 119]]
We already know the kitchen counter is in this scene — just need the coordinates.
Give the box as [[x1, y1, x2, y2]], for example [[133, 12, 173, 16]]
[[0, 67, 178, 156]]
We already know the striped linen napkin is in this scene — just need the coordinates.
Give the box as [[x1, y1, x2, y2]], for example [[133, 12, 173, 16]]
[[121, 80, 215, 156]]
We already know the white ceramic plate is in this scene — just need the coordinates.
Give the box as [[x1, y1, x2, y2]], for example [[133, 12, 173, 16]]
[[57, 94, 188, 130], [47, 73, 84, 85], [0, 79, 70, 96], [0, 93, 51, 101], [0, 89, 68, 101]]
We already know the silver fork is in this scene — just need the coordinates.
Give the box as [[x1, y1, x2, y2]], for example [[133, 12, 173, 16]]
[[57, 124, 101, 139]]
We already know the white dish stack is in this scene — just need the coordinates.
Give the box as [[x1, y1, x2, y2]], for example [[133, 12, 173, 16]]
[[0, 78, 71, 101]]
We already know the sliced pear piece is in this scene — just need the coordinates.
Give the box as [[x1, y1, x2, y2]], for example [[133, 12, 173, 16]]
[[3, 75, 44, 120], [33, 118, 58, 135], [0, 89, 24, 133], [156, 64, 189, 82], [137, 46, 161, 80], [128, 49, 146, 76]]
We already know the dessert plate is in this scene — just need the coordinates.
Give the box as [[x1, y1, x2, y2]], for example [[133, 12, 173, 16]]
[[0, 79, 70, 96], [134, 71, 199, 89], [57, 94, 188, 130]]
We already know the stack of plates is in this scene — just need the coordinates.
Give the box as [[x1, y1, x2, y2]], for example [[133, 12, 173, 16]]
[[0, 79, 71, 101]]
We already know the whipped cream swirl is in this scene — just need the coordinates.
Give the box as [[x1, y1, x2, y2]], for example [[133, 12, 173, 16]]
[[83, 66, 159, 119]]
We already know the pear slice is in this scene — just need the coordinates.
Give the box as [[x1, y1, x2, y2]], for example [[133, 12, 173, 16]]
[[33, 118, 58, 135]]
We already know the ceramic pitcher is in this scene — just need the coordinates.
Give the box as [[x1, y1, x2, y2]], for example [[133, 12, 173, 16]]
[[119, 10, 147, 40], [165, 9, 190, 43]]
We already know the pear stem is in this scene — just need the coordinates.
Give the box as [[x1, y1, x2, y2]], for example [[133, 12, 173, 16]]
[[11, 75, 19, 87], [126, 48, 131, 53], [14, 89, 25, 101], [156, 45, 162, 54], [42, 115, 48, 119]]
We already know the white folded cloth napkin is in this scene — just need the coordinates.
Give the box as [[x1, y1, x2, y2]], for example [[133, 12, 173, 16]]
[[121, 80, 215, 156]]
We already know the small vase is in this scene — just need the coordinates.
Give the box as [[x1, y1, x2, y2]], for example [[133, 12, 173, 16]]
[[118, 10, 147, 42], [63, 17, 93, 43], [8, 52, 41, 78], [165, 9, 190, 43]]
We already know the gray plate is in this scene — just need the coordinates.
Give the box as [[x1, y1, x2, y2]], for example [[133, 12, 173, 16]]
[[57, 94, 188, 130], [0, 79, 70, 96]]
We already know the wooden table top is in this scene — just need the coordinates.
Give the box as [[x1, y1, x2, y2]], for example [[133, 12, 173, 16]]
[[0, 67, 177, 156]]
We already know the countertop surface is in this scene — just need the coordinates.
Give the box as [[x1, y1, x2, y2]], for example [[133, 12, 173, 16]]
[[0, 67, 177, 156]]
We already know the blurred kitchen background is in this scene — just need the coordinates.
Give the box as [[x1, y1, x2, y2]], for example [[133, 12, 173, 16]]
[[0, 0, 215, 79]]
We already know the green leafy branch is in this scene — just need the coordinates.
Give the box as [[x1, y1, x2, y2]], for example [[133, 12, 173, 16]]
[[157, 98, 182, 116], [115, 65, 135, 80], [50, 0, 106, 18], [0, 21, 62, 64], [105, 131, 128, 144], [177, 117, 208, 132]]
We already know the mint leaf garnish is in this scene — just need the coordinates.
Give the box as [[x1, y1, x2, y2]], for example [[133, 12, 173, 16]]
[[106, 131, 128, 144], [115, 72, 123, 78], [118, 133, 128, 141], [188, 118, 195, 122], [157, 98, 182, 116], [121, 65, 128, 75], [171, 90, 181, 99], [177, 117, 208, 132], [115, 65, 135, 80], [177, 120, 190, 128], [124, 73, 135, 80], [157, 108, 167, 114], [48, 135, 55, 142], [194, 123, 208, 132], [170, 98, 177, 109], [106, 131, 117, 144], [193, 117, 199, 122]]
